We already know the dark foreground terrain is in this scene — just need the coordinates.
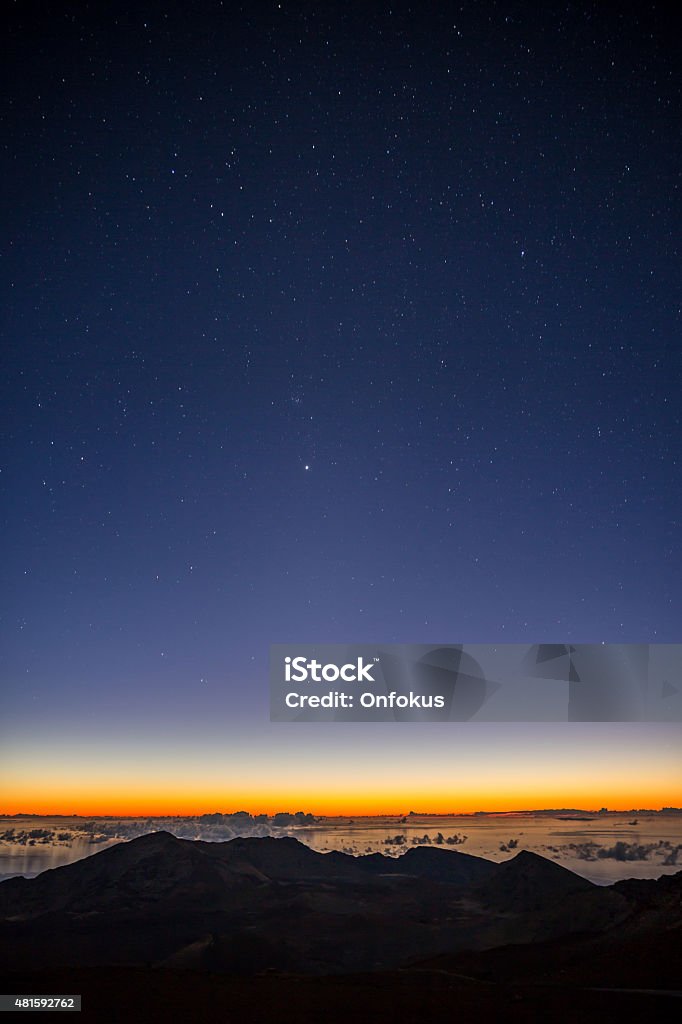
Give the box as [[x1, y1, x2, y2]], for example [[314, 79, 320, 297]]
[[1, 833, 680, 1021], [2, 965, 681, 1024]]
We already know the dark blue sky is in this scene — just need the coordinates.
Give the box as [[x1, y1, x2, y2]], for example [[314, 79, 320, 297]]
[[1, 1, 680, 811]]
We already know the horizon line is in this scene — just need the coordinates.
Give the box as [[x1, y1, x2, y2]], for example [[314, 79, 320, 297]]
[[2, 806, 680, 818]]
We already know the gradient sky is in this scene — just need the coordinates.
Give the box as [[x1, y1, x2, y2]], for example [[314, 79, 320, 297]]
[[2, 1, 680, 815]]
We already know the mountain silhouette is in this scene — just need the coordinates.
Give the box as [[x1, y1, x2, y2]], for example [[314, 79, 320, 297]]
[[0, 833, 497, 920], [475, 849, 599, 909], [0, 833, 676, 981], [360, 845, 498, 885]]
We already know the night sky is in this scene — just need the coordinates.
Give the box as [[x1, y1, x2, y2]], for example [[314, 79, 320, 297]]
[[2, 1, 680, 814]]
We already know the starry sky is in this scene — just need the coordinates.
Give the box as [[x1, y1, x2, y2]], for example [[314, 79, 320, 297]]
[[2, 1, 680, 815]]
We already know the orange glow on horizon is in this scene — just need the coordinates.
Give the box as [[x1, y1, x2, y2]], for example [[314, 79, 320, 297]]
[[4, 724, 679, 818], [2, 784, 679, 818]]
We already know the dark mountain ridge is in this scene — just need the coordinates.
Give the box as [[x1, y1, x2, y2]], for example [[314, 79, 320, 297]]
[[0, 832, 500, 919], [0, 833, 678, 978]]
